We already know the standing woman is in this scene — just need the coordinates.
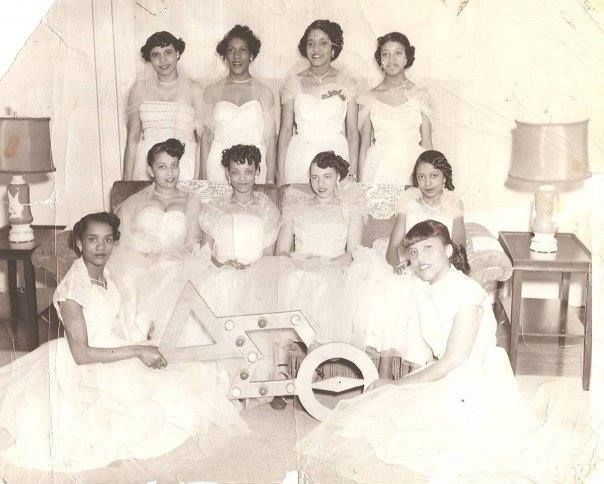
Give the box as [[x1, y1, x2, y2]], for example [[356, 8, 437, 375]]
[[123, 31, 204, 181], [358, 32, 432, 185], [277, 19, 359, 185], [201, 25, 276, 183]]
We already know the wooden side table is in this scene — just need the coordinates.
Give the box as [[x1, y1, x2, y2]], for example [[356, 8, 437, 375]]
[[497, 231, 592, 390], [0, 225, 65, 351]]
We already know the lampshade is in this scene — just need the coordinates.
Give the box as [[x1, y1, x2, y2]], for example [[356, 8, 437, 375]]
[[0, 117, 55, 174], [509, 120, 590, 184]]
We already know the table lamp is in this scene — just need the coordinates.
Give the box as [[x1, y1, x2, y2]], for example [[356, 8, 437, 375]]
[[508, 119, 590, 253], [0, 117, 55, 243]]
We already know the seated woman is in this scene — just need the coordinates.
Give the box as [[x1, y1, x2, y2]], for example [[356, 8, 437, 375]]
[[386, 150, 466, 271], [184, 144, 280, 389], [0, 213, 248, 472], [298, 220, 535, 482], [275, 151, 363, 344], [185, 144, 279, 314], [108, 138, 189, 342]]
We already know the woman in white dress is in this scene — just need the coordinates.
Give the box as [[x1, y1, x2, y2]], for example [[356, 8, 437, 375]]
[[109, 138, 190, 342], [201, 25, 276, 183], [358, 32, 433, 185], [275, 151, 363, 344], [298, 220, 535, 482], [123, 31, 203, 181], [0, 213, 248, 472], [185, 145, 281, 393], [277, 19, 359, 185], [386, 150, 466, 270]]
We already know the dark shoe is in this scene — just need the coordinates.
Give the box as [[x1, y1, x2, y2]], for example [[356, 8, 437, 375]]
[[269, 396, 287, 410]]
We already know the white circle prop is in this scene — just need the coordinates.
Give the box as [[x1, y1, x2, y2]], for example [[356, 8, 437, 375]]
[[295, 342, 379, 422]]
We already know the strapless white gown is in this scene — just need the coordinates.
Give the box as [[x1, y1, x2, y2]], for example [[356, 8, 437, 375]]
[[0, 258, 248, 472], [134, 101, 198, 181], [108, 205, 189, 342], [283, 92, 349, 184], [206, 100, 267, 183]]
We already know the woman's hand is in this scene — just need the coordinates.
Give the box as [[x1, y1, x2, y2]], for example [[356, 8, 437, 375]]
[[211, 256, 248, 270], [393, 259, 410, 275], [136, 346, 167, 369]]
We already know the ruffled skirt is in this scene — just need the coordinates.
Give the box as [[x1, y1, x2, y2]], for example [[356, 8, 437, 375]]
[[0, 338, 248, 472]]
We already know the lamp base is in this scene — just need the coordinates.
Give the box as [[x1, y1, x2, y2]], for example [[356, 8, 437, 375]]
[[530, 232, 557, 253], [9, 223, 35, 243]]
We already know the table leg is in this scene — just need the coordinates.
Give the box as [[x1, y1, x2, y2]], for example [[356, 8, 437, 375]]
[[558, 272, 571, 347], [509, 270, 523, 374], [7, 260, 19, 335], [583, 270, 592, 391], [22, 259, 39, 351]]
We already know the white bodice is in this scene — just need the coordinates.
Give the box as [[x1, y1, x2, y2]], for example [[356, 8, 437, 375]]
[[211, 100, 264, 146], [130, 206, 186, 253], [53, 258, 124, 348], [208, 211, 266, 265], [417, 267, 496, 363], [290, 201, 349, 258], [370, 99, 423, 147], [139, 101, 196, 142], [294, 92, 347, 139]]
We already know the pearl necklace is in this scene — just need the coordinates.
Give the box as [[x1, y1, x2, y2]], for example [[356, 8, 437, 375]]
[[309, 67, 333, 84], [228, 75, 252, 84], [157, 75, 179, 86], [154, 189, 178, 200], [231, 195, 254, 209]]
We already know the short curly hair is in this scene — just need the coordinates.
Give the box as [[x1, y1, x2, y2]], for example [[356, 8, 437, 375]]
[[147, 138, 185, 167], [374, 32, 415, 69], [412, 150, 455, 191], [72, 212, 121, 255], [216, 25, 261, 60], [298, 19, 344, 60], [140, 31, 185, 62], [309, 151, 349, 180], [221, 144, 261, 170]]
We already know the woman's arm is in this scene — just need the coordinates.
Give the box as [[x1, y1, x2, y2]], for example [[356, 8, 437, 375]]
[[331, 211, 363, 265], [386, 213, 407, 267], [420, 113, 433, 150], [123, 112, 142, 180], [398, 305, 481, 385], [276, 101, 295, 186], [61, 300, 166, 368], [200, 126, 213, 180], [345, 100, 360, 177], [358, 115, 372, 182], [184, 196, 203, 251], [276, 220, 294, 256], [452, 216, 467, 247]]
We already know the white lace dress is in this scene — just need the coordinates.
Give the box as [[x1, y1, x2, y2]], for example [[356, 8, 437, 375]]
[[0, 258, 248, 472]]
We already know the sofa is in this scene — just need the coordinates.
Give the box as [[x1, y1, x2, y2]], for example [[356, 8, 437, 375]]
[[32, 180, 512, 380], [33, 180, 512, 292]]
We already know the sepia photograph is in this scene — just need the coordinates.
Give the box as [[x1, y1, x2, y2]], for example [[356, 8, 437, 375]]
[[0, 0, 603, 482]]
